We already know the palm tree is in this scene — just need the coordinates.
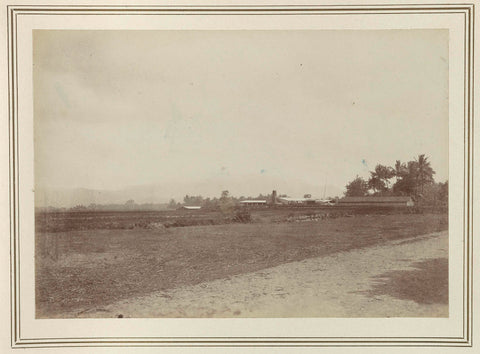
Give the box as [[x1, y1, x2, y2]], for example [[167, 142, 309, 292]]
[[415, 154, 435, 196]]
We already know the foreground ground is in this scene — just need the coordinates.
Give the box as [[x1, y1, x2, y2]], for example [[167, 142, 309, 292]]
[[36, 213, 447, 318], [75, 231, 448, 318]]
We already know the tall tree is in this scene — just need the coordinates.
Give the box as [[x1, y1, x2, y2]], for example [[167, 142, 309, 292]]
[[368, 164, 395, 194], [394, 160, 408, 179], [392, 155, 436, 198], [219, 190, 235, 215], [415, 154, 436, 196], [367, 174, 383, 194], [345, 176, 369, 197], [393, 160, 418, 196], [438, 181, 448, 204], [168, 199, 177, 209], [183, 195, 204, 206]]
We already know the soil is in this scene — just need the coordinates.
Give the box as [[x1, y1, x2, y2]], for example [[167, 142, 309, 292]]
[[36, 214, 447, 317], [72, 231, 448, 318]]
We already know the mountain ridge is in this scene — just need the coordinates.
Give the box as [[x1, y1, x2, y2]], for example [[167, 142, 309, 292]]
[[35, 175, 344, 208]]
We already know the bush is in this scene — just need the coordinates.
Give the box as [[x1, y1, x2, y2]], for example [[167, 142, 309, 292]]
[[232, 210, 252, 223]]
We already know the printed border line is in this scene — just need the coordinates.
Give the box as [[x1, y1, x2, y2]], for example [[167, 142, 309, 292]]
[[9, 4, 474, 348], [9, 3, 474, 348], [7, 3, 13, 348], [7, 4, 475, 348], [7, 4, 19, 348], [2, 4, 477, 11], [5, 3, 476, 15], [466, 1, 474, 346], [6, 5, 472, 15]]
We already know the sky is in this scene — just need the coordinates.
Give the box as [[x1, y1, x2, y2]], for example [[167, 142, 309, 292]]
[[34, 30, 449, 197]]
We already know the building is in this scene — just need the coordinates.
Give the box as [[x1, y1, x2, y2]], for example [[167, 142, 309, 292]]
[[337, 196, 414, 207], [180, 206, 202, 210], [277, 197, 317, 205], [239, 200, 267, 207]]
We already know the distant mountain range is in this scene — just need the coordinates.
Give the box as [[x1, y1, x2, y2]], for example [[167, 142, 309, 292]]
[[35, 175, 344, 208]]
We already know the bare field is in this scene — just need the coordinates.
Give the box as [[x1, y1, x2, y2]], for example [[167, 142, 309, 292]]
[[75, 231, 448, 318], [35, 213, 447, 318], [35, 206, 427, 233]]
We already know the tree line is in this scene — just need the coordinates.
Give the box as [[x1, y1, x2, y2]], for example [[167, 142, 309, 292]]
[[169, 190, 282, 210], [38, 191, 281, 212], [345, 154, 448, 206]]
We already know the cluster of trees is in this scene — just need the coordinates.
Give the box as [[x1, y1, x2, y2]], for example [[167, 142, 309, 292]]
[[345, 154, 448, 206], [40, 191, 280, 213], [168, 191, 278, 210]]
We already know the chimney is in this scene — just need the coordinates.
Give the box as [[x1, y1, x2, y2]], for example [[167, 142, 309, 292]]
[[271, 190, 277, 204]]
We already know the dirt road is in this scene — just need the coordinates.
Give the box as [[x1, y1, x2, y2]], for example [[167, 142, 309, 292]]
[[76, 231, 448, 318]]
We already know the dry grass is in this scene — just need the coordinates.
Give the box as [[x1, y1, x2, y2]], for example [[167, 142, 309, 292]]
[[36, 213, 447, 318]]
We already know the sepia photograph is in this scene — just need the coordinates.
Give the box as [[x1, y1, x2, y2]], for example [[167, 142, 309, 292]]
[[32, 29, 450, 320], [2, 0, 478, 349]]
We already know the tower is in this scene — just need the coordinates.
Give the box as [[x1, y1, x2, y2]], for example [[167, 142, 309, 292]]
[[271, 190, 277, 204]]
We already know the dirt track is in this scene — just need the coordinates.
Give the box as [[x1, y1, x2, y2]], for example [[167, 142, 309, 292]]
[[75, 231, 448, 318]]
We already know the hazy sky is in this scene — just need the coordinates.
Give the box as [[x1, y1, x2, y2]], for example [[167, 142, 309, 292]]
[[34, 30, 448, 194]]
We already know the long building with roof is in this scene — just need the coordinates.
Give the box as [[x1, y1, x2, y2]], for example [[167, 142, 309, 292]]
[[337, 196, 414, 207]]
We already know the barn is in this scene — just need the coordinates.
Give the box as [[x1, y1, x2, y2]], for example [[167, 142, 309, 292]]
[[337, 196, 414, 207]]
